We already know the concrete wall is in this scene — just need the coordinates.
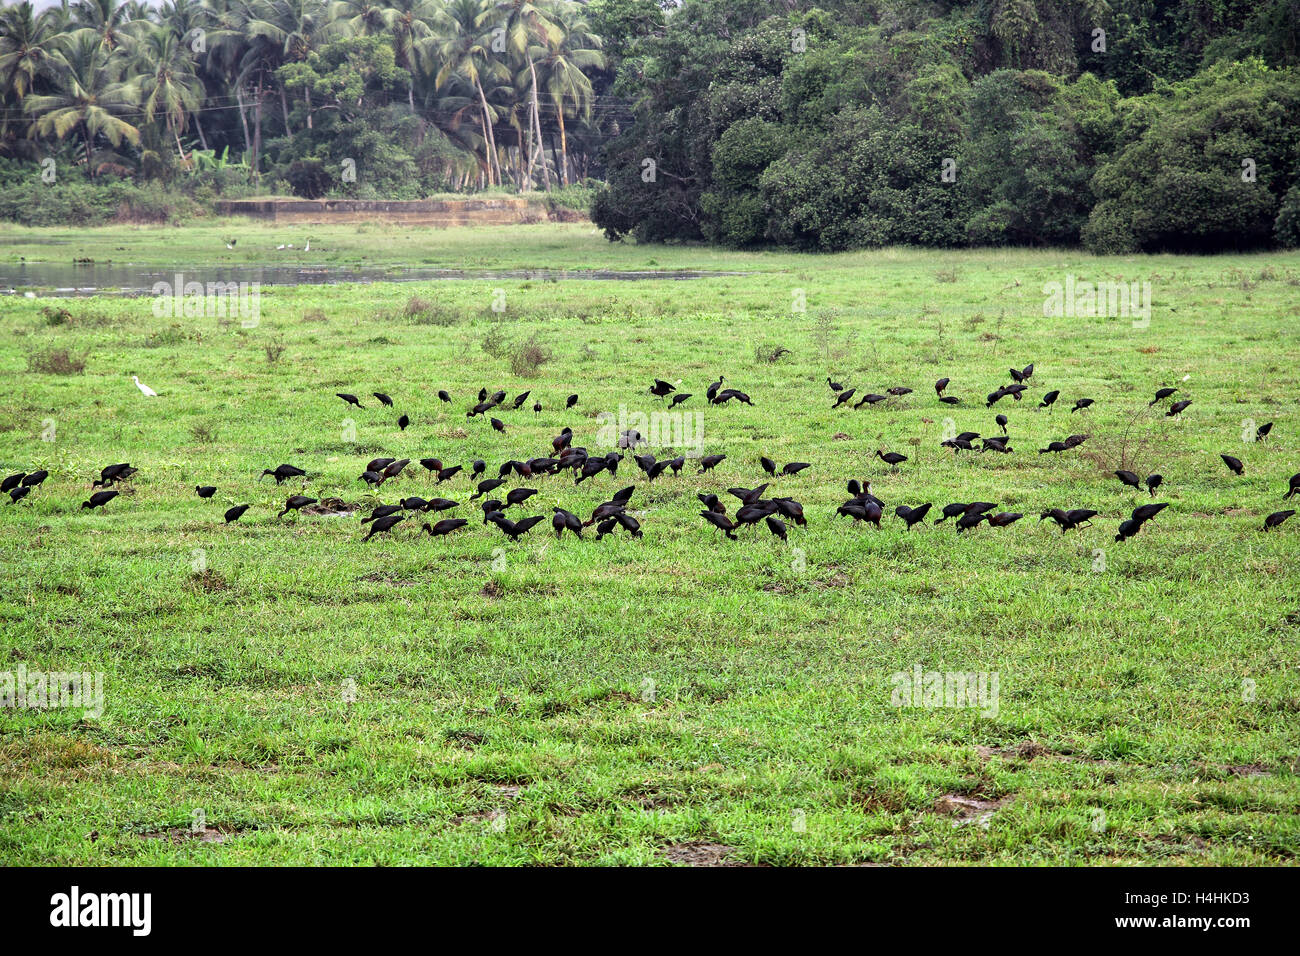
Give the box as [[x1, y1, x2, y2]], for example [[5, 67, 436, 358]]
[[216, 197, 585, 226]]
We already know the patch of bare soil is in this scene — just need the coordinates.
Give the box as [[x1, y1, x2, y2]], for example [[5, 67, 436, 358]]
[[934, 794, 1011, 828], [139, 824, 236, 844], [302, 497, 355, 516], [659, 842, 746, 867]]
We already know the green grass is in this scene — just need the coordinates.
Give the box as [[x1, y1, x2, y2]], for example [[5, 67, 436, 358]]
[[2, 223, 1299, 865]]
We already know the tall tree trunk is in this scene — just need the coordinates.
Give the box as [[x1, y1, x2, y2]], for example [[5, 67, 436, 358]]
[[305, 86, 312, 129], [280, 84, 290, 134], [556, 105, 569, 187], [173, 121, 186, 162], [252, 81, 264, 180], [236, 85, 251, 160], [475, 79, 499, 186], [194, 112, 209, 151], [528, 54, 550, 191]]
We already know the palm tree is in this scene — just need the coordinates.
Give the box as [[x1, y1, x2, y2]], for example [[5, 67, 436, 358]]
[[331, 0, 387, 37], [130, 26, 205, 159], [478, 0, 560, 189], [384, 0, 439, 110], [24, 31, 140, 175], [69, 0, 143, 53], [538, 2, 601, 186], [236, 0, 338, 130], [0, 2, 66, 101], [432, 0, 505, 185]]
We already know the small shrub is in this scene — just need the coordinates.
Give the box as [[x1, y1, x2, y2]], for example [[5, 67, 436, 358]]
[[754, 344, 791, 364], [27, 347, 86, 375], [509, 335, 553, 377], [264, 338, 286, 364], [480, 323, 509, 358]]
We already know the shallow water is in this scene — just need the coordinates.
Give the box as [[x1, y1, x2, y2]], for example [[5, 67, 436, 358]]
[[0, 262, 744, 295]]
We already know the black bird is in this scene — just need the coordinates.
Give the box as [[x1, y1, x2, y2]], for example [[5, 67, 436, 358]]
[[1065, 508, 1098, 530], [828, 377, 844, 392], [368, 457, 397, 473], [533, 401, 542, 415], [772, 497, 806, 525], [700, 510, 738, 540], [506, 488, 538, 507], [669, 393, 691, 407], [359, 470, 385, 486], [21, 470, 48, 488], [363, 505, 403, 524], [955, 511, 986, 533], [650, 379, 675, 399], [935, 503, 967, 524], [471, 478, 505, 500], [837, 500, 868, 522], [224, 504, 249, 523], [698, 493, 725, 515], [478, 387, 488, 402], [859, 501, 883, 528], [715, 388, 754, 406], [471, 460, 486, 477], [1020, 363, 1034, 381], [832, 388, 857, 409], [490, 418, 505, 433], [420, 458, 443, 474], [423, 518, 468, 537], [1, 472, 23, 493], [595, 517, 618, 540], [1039, 508, 1071, 531], [736, 501, 779, 529], [1146, 474, 1163, 496], [765, 515, 787, 540], [987, 512, 1023, 528], [1256, 422, 1273, 442], [728, 483, 769, 505], [986, 388, 1007, 407], [782, 462, 811, 476], [362, 514, 405, 542], [1264, 510, 1295, 530], [337, 393, 364, 408], [855, 393, 888, 408], [1286, 473, 1300, 499], [1071, 398, 1094, 413], [1167, 400, 1192, 417], [490, 513, 545, 541], [964, 502, 997, 516], [438, 390, 452, 403], [82, 490, 119, 510], [895, 503, 932, 529], [436, 465, 463, 483], [399, 497, 430, 512], [1149, 387, 1178, 406], [398, 414, 410, 430], [876, 450, 907, 470], [995, 414, 1008, 434], [382, 459, 411, 480], [427, 498, 459, 512], [1115, 470, 1141, 490], [1220, 454, 1244, 476], [93, 463, 137, 487], [888, 386, 913, 397], [939, 395, 960, 405], [278, 495, 316, 518], [196, 485, 217, 498], [9, 486, 31, 503], [1039, 390, 1059, 410], [513, 391, 531, 409], [615, 512, 643, 538], [698, 454, 726, 473], [1038, 441, 1068, 455], [481, 500, 503, 522], [1009, 367, 1025, 383], [261, 464, 306, 484], [374, 392, 393, 406], [1132, 502, 1169, 524], [566, 394, 579, 409], [706, 376, 724, 402], [1115, 518, 1142, 542], [552, 507, 583, 538], [935, 378, 950, 396]]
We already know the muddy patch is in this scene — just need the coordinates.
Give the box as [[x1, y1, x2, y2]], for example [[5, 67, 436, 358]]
[[302, 497, 356, 516], [139, 824, 237, 844], [659, 842, 745, 867], [934, 794, 1011, 828]]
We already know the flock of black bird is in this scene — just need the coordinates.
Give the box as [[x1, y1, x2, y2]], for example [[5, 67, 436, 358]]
[[5, 365, 1298, 546]]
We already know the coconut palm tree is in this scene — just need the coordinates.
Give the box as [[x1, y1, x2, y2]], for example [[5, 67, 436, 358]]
[[69, 0, 144, 53], [130, 26, 205, 159], [383, 0, 439, 110], [24, 31, 141, 175], [431, 0, 506, 185], [537, 2, 601, 186], [0, 2, 66, 101]]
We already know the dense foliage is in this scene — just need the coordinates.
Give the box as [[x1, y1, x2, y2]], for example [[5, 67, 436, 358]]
[[592, 0, 1300, 252]]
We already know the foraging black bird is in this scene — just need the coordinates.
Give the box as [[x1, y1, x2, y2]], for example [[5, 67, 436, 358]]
[[533, 402, 542, 415], [1166, 400, 1192, 417], [1286, 473, 1300, 499], [365, 458, 395, 474], [398, 414, 410, 430], [362, 514, 405, 542], [552, 508, 583, 539], [728, 483, 769, 505], [467, 401, 495, 418], [765, 515, 788, 540], [895, 503, 932, 529], [650, 379, 676, 399], [566, 394, 578, 409], [420, 457, 443, 473], [955, 432, 980, 443], [480, 500, 503, 522], [1063, 434, 1089, 449], [9, 486, 31, 503], [478, 387, 488, 402], [471, 460, 486, 477], [942, 438, 975, 453], [552, 427, 574, 452], [955, 511, 987, 533], [859, 500, 883, 528], [1021, 363, 1034, 381], [837, 500, 868, 522], [615, 512, 643, 538], [855, 393, 888, 408], [1065, 508, 1098, 530], [772, 497, 806, 525], [1, 472, 23, 493], [736, 501, 779, 529], [698, 454, 727, 473], [513, 391, 531, 409], [1039, 390, 1059, 410], [1131, 502, 1169, 525], [782, 462, 810, 476], [382, 459, 411, 480], [1009, 367, 1025, 383], [1039, 508, 1071, 531], [986, 388, 1007, 407], [196, 485, 217, 498], [470, 478, 505, 500], [698, 493, 725, 515], [932, 378, 951, 399], [1220, 454, 1244, 476], [436, 465, 463, 483], [490, 513, 546, 541], [438, 390, 452, 403], [995, 414, 1008, 434], [399, 497, 430, 512], [82, 489, 119, 510], [987, 512, 1023, 528], [506, 487, 538, 507], [706, 376, 724, 402], [647, 459, 672, 483], [832, 388, 857, 409], [423, 517, 468, 537], [363, 505, 403, 524], [935, 503, 968, 524], [224, 504, 249, 523], [876, 450, 907, 470], [669, 393, 691, 408], [1149, 387, 1178, 407], [1115, 519, 1142, 542], [1256, 422, 1273, 442], [487, 417, 504, 434], [1115, 470, 1141, 490], [1038, 441, 1068, 455], [278, 495, 316, 518], [359, 470, 385, 487], [964, 502, 997, 517], [700, 510, 738, 540], [337, 393, 364, 408], [828, 377, 844, 392], [21, 470, 48, 488], [575, 457, 608, 484], [93, 463, 137, 487], [261, 463, 306, 484], [939, 395, 960, 405], [373, 392, 393, 406], [426, 498, 458, 512], [595, 517, 618, 540], [1146, 474, 1163, 496], [1071, 398, 1094, 413], [888, 386, 913, 397], [714, 388, 754, 406], [1264, 510, 1295, 530]]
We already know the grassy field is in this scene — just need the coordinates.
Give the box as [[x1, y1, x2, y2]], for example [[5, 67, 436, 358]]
[[2, 222, 1299, 865]]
